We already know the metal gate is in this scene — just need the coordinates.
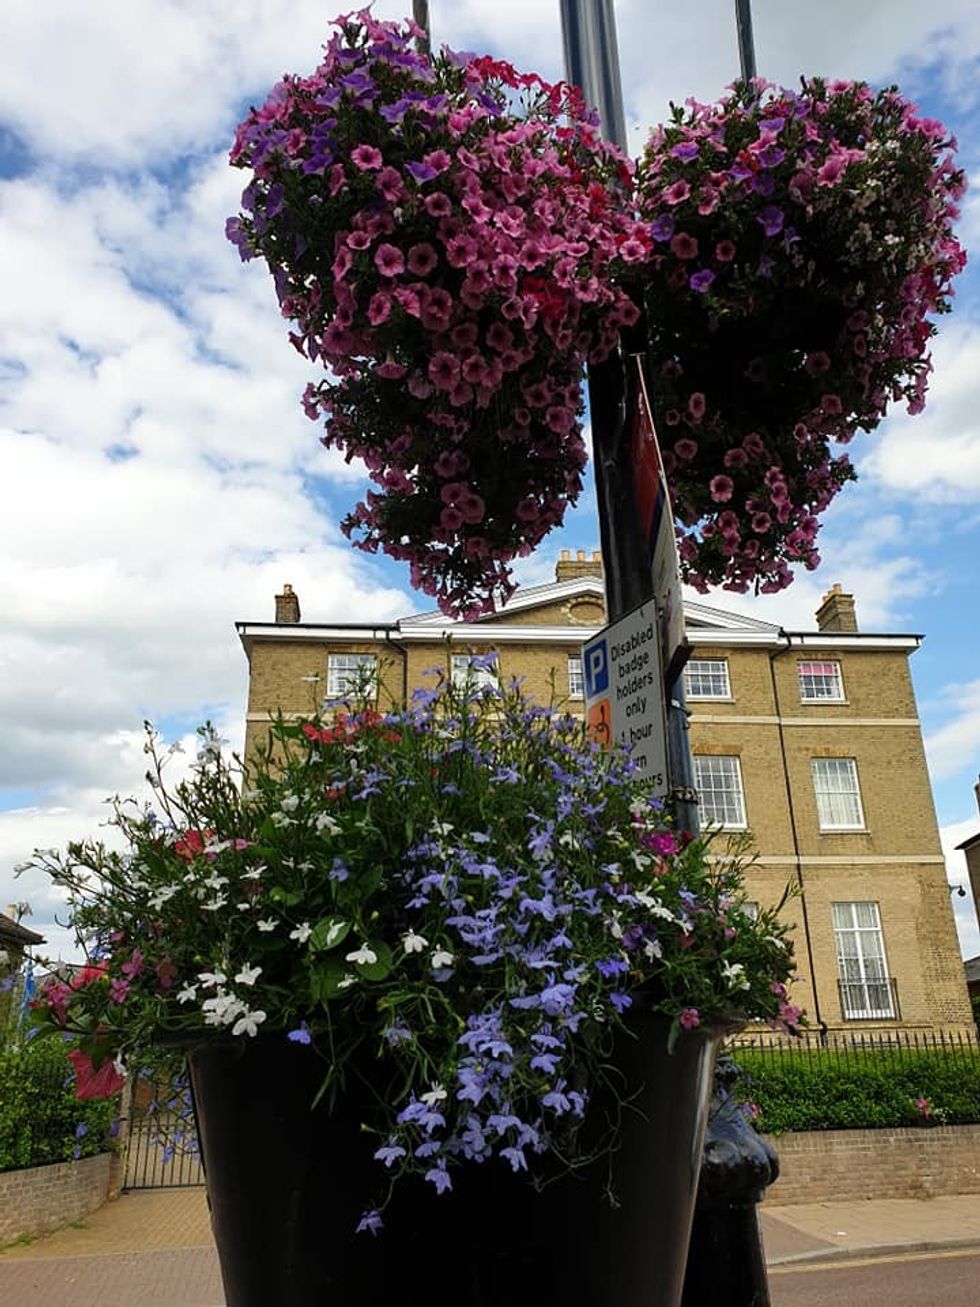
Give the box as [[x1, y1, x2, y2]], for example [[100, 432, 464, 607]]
[[123, 1075, 205, 1190]]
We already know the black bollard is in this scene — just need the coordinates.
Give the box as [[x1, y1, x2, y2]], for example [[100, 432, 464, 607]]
[[681, 1057, 779, 1307]]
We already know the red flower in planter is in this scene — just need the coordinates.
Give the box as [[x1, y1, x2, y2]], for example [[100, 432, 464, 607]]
[[69, 1048, 125, 1100]]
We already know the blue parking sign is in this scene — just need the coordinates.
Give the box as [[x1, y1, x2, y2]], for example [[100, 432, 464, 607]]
[[583, 637, 609, 698]]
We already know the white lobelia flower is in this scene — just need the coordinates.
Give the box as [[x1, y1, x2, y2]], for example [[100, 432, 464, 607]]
[[643, 938, 664, 962], [242, 864, 266, 881], [721, 960, 751, 991], [280, 794, 300, 813], [290, 922, 312, 944], [421, 1084, 448, 1107], [232, 1009, 268, 1038], [235, 964, 262, 986], [197, 971, 227, 989], [401, 931, 428, 954], [149, 885, 179, 909], [346, 942, 378, 967], [256, 919, 278, 933], [176, 985, 198, 1004], [431, 948, 455, 970], [0, 949, 9, 965], [337, 973, 358, 991], [315, 812, 341, 835]]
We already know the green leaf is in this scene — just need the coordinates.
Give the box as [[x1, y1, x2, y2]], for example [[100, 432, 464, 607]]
[[312, 956, 358, 1003], [309, 916, 351, 952], [269, 886, 304, 907]]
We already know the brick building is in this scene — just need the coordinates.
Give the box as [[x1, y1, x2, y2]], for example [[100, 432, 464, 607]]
[[236, 554, 971, 1035]]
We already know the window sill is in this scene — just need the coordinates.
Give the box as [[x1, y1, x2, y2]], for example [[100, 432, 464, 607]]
[[818, 827, 869, 835]]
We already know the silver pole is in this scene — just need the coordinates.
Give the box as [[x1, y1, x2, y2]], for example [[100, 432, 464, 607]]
[[412, 0, 431, 55], [734, 0, 757, 82], [559, 0, 629, 153]]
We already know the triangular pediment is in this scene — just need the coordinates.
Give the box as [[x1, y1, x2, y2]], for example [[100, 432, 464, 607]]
[[399, 580, 782, 636]]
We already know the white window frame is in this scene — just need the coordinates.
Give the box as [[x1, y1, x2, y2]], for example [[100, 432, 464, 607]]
[[567, 656, 584, 700], [832, 901, 895, 1019], [693, 755, 747, 829], [798, 659, 845, 703], [812, 757, 865, 831], [683, 658, 731, 700], [326, 653, 378, 700], [450, 653, 498, 690]]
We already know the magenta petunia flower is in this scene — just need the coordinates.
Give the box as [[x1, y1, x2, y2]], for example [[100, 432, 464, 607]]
[[679, 1008, 701, 1031], [687, 392, 707, 421], [715, 239, 736, 262], [670, 232, 699, 260], [820, 393, 843, 415], [367, 293, 392, 326], [374, 244, 405, 277], [428, 352, 461, 391], [406, 243, 438, 276], [664, 179, 691, 206], [351, 144, 383, 171], [674, 438, 698, 460], [710, 475, 734, 502]]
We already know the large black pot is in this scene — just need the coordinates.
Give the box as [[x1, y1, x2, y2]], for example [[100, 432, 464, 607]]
[[187, 1007, 727, 1307]]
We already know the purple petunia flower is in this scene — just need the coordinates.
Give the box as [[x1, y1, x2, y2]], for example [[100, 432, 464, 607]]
[[756, 205, 785, 237], [405, 160, 438, 184], [689, 268, 716, 293], [650, 214, 675, 243]]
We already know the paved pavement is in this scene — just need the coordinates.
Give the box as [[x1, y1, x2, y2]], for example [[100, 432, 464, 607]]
[[2, 1187, 980, 1304]]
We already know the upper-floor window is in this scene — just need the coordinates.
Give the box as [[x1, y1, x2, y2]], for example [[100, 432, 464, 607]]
[[798, 659, 845, 703], [567, 656, 584, 699], [693, 755, 747, 829], [832, 901, 896, 1019], [326, 653, 378, 700], [451, 652, 498, 690], [684, 659, 731, 700], [812, 757, 865, 830]]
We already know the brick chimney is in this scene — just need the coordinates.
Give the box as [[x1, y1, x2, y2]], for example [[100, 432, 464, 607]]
[[815, 584, 857, 633], [274, 584, 301, 624], [555, 549, 603, 583]]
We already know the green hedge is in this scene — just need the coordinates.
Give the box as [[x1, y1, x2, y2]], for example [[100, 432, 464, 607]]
[[0, 1038, 118, 1173], [734, 1049, 980, 1134]]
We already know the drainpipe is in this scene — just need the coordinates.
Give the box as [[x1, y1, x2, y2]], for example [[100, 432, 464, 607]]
[[383, 630, 410, 707], [768, 633, 824, 1033]]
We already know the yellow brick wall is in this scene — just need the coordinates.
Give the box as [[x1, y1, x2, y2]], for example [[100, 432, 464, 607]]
[[240, 618, 971, 1033]]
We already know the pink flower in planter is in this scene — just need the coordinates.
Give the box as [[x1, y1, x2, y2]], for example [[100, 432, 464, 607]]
[[679, 1008, 701, 1031], [374, 244, 405, 277], [710, 475, 734, 502], [351, 144, 383, 171]]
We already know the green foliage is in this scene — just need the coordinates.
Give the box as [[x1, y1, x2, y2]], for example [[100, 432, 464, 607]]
[[734, 1047, 980, 1133], [0, 1039, 117, 1173]]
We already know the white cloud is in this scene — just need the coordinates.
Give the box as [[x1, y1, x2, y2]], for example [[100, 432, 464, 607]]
[[860, 318, 980, 500], [925, 681, 980, 782]]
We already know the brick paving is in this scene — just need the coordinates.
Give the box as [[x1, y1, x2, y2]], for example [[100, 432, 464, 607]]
[[3, 1186, 980, 1303]]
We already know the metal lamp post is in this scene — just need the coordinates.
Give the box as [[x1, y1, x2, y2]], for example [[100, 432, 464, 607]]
[[559, 4, 777, 1306]]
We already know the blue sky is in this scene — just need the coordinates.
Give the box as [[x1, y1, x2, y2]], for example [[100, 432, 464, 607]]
[[1, 0, 979, 960]]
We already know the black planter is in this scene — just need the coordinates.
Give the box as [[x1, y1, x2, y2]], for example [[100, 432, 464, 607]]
[[187, 1009, 727, 1307]]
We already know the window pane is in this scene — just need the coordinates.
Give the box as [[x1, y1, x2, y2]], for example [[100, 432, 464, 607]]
[[832, 900, 894, 1019], [693, 755, 746, 828], [326, 653, 378, 698], [798, 660, 844, 702], [567, 657, 584, 699], [812, 758, 864, 829], [683, 659, 731, 699], [451, 653, 498, 689]]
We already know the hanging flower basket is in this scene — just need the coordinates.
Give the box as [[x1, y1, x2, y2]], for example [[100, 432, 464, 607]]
[[227, 11, 642, 618], [635, 77, 966, 595]]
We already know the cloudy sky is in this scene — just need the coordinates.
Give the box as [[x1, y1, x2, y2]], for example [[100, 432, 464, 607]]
[[2, 0, 979, 964]]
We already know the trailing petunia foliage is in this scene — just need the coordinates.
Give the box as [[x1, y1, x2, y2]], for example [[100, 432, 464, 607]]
[[25, 672, 798, 1226]]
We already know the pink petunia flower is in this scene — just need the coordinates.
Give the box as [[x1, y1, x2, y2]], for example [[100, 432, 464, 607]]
[[374, 244, 405, 277], [351, 144, 383, 171], [710, 475, 734, 502], [670, 232, 699, 260], [679, 1008, 701, 1031]]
